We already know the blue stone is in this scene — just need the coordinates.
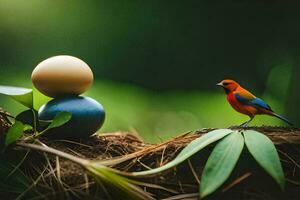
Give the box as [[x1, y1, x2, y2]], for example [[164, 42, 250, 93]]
[[38, 96, 105, 138]]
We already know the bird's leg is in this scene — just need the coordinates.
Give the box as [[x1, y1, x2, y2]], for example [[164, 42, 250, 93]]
[[240, 116, 254, 127]]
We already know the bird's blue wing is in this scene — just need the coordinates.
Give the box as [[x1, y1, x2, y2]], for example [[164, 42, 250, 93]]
[[234, 93, 272, 111], [251, 98, 272, 110]]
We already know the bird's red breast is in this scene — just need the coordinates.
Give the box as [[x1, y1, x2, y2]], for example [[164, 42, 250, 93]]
[[226, 91, 258, 117]]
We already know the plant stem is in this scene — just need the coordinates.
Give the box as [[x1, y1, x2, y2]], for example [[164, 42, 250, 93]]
[[34, 129, 47, 137], [31, 109, 37, 133]]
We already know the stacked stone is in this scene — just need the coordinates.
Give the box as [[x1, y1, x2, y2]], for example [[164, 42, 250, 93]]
[[32, 55, 105, 138]]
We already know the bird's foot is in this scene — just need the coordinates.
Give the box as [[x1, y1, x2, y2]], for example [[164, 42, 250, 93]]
[[239, 123, 248, 128], [239, 121, 250, 127], [238, 117, 254, 128]]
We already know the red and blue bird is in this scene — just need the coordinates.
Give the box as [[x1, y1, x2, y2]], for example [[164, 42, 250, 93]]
[[217, 79, 293, 127]]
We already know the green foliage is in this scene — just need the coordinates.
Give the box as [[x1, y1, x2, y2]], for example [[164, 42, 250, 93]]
[[200, 131, 244, 198], [0, 85, 72, 141], [0, 85, 33, 108], [4, 111, 72, 145], [88, 165, 153, 200], [131, 129, 233, 176], [129, 129, 285, 198], [34, 111, 72, 137], [5, 121, 25, 146], [32, 87, 52, 110], [47, 111, 72, 129], [243, 130, 285, 190]]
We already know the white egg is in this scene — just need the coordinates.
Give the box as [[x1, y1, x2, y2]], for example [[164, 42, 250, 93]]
[[32, 55, 93, 98]]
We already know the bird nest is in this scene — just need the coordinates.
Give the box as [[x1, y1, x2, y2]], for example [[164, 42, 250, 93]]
[[1, 109, 300, 200]]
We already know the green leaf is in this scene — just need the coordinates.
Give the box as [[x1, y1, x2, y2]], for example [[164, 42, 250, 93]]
[[200, 131, 244, 198], [131, 129, 233, 176], [243, 130, 285, 190], [0, 85, 33, 108], [35, 112, 71, 137], [47, 111, 72, 129], [5, 121, 25, 146], [23, 124, 33, 132], [88, 165, 154, 200], [32, 87, 52, 110]]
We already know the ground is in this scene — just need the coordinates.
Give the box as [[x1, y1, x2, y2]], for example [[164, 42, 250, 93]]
[[2, 126, 298, 200]]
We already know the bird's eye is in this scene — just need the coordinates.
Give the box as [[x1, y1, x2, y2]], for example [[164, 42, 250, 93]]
[[223, 82, 230, 86]]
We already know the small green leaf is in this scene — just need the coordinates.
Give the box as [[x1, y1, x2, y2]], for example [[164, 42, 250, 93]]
[[23, 124, 33, 132], [47, 111, 72, 129], [131, 129, 233, 176], [243, 130, 285, 190], [0, 85, 33, 108], [88, 165, 154, 200], [200, 131, 244, 198], [35, 112, 71, 137], [5, 121, 25, 146]]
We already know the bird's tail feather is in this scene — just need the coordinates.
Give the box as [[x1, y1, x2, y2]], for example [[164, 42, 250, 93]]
[[271, 112, 293, 126]]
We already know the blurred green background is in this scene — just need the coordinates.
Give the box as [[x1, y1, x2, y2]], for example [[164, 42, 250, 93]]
[[0, 1, 298, 142]]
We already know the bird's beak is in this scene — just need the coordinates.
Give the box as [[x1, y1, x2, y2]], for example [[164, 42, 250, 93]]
[[216, 82, 223, 87]]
